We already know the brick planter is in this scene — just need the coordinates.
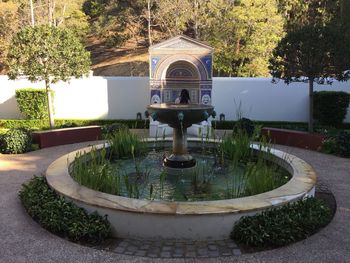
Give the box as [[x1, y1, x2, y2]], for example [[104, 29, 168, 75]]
[[261, 127, 325, 151], [32, 126, 102, 148]]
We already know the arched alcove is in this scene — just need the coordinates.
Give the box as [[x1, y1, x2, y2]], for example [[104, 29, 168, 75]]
[[149, 35, 213, 105], [162, 60, 200, 103]]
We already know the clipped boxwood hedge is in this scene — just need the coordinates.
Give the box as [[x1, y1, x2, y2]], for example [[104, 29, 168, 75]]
[[15, 88, 54, 119], [231, 198, 331, 248], [19, 176, 111, 244], [0, 119, 149, 130], [314, 91, 350, 127]]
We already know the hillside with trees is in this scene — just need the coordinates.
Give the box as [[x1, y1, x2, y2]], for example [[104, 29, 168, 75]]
[[0, 0, 348, 76]]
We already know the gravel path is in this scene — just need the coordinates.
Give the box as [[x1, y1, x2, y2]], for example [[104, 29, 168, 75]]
[[0, 141, 349, 263]]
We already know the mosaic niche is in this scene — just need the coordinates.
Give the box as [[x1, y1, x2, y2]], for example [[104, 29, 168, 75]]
[[149, 35, 213, 105]]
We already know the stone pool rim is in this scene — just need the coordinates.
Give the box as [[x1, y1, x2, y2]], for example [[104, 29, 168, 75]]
[[46, 138, 316, 216]]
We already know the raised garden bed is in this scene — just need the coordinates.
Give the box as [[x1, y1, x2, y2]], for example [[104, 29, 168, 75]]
[[32, 126, 102, 148], [261, 127, 325, 151]]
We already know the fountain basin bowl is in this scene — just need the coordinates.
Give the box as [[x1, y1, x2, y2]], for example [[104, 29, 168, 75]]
[[46, 138, 316, 240], [147, 103, 214, 128]]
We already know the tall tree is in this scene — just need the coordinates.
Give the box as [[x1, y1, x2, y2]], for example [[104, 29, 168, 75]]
[[203, 0, 283, 76], [6, 25, 91, 128], [269, 24, 350, 132], [0, 1, 19, 72]]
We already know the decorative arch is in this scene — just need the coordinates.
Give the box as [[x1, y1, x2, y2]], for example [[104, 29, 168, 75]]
[[149, 35, 213, 105], [154, 54, 209, 81]]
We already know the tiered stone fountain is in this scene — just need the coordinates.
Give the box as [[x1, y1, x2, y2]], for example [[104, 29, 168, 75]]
[[147, 103, 214, 169]]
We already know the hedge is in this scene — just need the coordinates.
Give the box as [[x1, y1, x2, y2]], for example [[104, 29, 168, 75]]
[[0, 119, 149, 130], [231, 197, 331, 248], [314, 91, 350, 127], [19, 176, 111, 244], [15, 88, 54, 119]]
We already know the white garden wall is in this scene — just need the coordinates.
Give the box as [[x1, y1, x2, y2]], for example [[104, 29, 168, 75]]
[[0, 75, 349, 122]]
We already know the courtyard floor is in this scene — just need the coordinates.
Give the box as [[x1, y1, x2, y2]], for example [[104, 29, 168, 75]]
[[0, 139, 349, 263]]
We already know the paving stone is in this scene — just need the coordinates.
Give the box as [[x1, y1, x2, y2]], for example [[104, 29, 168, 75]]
[[209, 250, 220, 257], [226, 240, 238, 248], [185, 251, 197, 258], [208, 244, 218, 251], [117, 240, 129, 248], [126, 246, 138, 252], [140, 244, 151, 250], [135, 250, 147, 257], [197, 248, 209, 257], [161, 246, 173, 252], [160, 251, 172, 258], [232, 248, 242, 256], [114, 246, 126, 253]]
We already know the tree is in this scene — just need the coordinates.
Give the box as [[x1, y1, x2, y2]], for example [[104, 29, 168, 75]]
[[0, 1, 19, 72], [203, 0, 283, 76], [6, 25, 91, 128], [269, 24, 350, 132]]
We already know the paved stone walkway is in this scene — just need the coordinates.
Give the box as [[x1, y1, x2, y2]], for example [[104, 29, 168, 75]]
[[0, 141, 349, 263], [108, 239, 241, 258]]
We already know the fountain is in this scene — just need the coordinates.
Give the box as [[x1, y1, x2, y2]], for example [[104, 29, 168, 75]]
[[147, 103, 214, 169], [45, 36, 316, 240]]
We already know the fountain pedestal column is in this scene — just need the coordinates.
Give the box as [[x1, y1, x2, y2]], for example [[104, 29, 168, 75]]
[[164, 127, 196, 168], [147, 103, 214, 170]]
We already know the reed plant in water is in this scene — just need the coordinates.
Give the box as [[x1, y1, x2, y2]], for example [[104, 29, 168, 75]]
[[71, 146, 123, 195], [108, 128, 146, 159]]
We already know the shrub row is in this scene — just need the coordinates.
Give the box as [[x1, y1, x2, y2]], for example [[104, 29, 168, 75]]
[[231, 197, 331, 248], [0, 119, 149, 130], [314, 91, 350, 127], [19, 176, 111, 244]]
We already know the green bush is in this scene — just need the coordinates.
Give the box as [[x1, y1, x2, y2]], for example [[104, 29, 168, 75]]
[[101, 122, 129, 138], [0, 119, 149, 130], [322, 130, 350, 157], [233, 118, 255, 136], [314, 91, 350, 127], [15, 89, 54, 119], [0, 128, 32, 154], [231, 197, 331, 248], [19, 176, 111, 244]]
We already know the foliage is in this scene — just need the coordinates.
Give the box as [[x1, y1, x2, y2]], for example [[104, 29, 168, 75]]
[[0, 1, 19, 72], [277, 0, 342, 30], [101, 122, 129, 138], [0, 128, 32, 154], [269, 24, 350, 84], [15, 88, 54, 120], [314, 91, 350, 127], [108, 128, 145, 159], [269, 23, 350, 132], [233, 118, 255, 137], [6, 25, 91, 128], [63, 10, 90, 38], [202, 0, 283, 77], [7, 25, 91, 83], [72, 147, 123, 195], [231, 197, 332, 247], [0, 119, 149, 130], [19, 176, 111, 243], [322, 130, 350, 158]]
